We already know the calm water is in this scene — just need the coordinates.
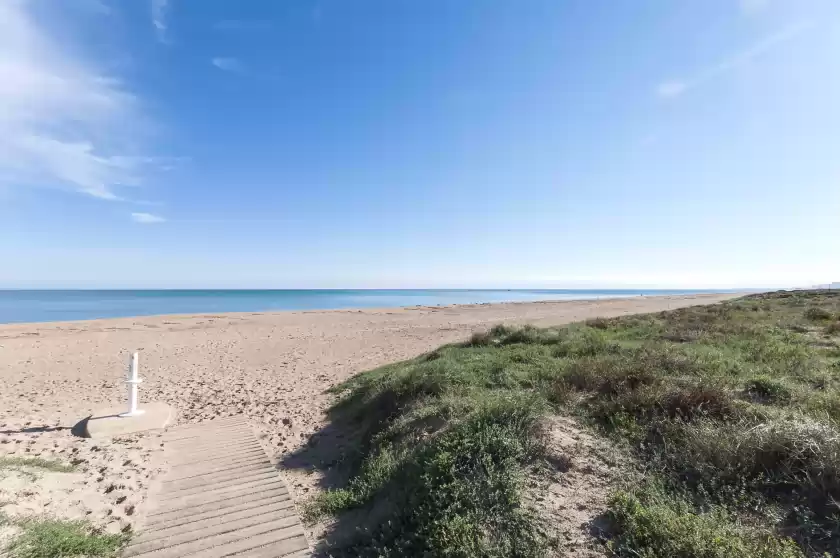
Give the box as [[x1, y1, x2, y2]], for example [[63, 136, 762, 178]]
[[0, 289, 733, 324]]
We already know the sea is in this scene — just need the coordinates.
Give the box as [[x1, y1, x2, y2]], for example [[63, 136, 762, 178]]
[[0, 289, 735, 325]]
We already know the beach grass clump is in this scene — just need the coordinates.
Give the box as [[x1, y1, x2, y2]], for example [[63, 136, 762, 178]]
[[744, 375, 793, 403], [4, 517, 126, 558], [312, 382, 548, 556], [607, 483, 804, 558], [314, 290, 840, 556], [0, 457, 76, 474], [805, 307, 834, 322], [0, 462, 126, 557]]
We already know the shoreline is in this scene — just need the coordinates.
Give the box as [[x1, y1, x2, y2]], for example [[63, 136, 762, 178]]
[[0, 292, 746, 330], [0, 292, 745, 541]]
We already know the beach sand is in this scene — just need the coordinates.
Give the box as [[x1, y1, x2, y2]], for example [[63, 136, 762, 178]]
[[0, 293, 741, 541]]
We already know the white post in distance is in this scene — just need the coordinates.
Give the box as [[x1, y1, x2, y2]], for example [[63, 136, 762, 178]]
[[120, 352, 145, 417]]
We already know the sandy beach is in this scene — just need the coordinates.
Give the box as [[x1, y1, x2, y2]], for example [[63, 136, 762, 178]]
[[0, 293, 741, 542]]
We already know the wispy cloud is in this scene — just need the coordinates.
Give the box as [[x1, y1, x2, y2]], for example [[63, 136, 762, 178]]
[[131, 212, 165, 224], [151, 0, 169, 42], [740, 0, 770, 17], [213, 19, 272, 32], [656, 21, 812, 99], [79, 0, 112, 15], [211, 57, 244, 73], [655, 81, 688, 99], [0, 1, 160, 200]]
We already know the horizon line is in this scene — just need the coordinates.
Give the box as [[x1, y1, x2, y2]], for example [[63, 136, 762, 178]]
[[0, 286, 784, 291]]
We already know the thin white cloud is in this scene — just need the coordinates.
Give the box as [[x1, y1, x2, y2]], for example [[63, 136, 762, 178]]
[[151, 0, 169, 42], [740, 0, 770, 17], [0, 1, 158, 200], [656, 81, 687, 99], [211, 57, 244, 73], [78, 0, 112, 15], [131, 212, 165, 224], [656, 21, 812, 99]]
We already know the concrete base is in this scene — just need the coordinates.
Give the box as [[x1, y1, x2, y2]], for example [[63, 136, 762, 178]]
[[82, 402, 173, 438]]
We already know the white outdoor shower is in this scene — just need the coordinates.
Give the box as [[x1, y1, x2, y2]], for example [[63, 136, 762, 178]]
[[120, 351, 145, 417], [82, 350, 171, 437]]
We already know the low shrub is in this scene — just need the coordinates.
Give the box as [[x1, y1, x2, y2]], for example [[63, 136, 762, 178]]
[[585, 317, 611, 330], [654, 418, 840, 510], [312, 393, 549, 556], [745, 376, 793, 403], [592, 384, 738, 426], [607, 486, 803, 557], [805, 307, 834, 321]]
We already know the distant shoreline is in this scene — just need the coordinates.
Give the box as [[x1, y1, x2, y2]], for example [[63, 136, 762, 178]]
[[0, 288, 745, 326]]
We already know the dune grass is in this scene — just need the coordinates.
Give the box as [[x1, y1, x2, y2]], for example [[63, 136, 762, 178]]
[[3, 517, 126, 558], [607, 482, 804, 558], [311, 290, 840, 557], [0, 457, 76, 474], [1, 461, 125, 557]]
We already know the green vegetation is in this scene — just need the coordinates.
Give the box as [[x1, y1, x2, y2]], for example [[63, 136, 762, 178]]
[[4, 517, 126, 558], [1, 460, 125, 557], [607, 483, 803, 558], [311, 290, 840, 557], [0, 457, 76, 474], [805, 307, 834, 322], [312, 392, 548, 556]]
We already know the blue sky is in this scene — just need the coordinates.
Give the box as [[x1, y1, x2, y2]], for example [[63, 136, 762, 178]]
[[0, 0, 838, 289]]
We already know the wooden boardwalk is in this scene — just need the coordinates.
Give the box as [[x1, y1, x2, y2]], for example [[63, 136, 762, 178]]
[[125, 417, 310, 558]]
